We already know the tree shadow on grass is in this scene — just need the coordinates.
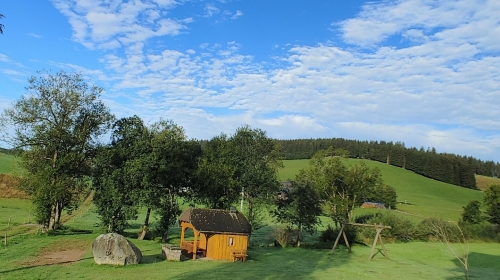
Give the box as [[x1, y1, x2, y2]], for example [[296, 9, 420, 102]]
[[446, 251, 500, 280], [47, 228, 94, 236], [169, 246, 354, 280], [0, 256, 94, 275]]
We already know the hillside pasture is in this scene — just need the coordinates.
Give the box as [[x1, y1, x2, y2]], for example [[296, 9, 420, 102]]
[[279, 159, 484, 222], [0, 153, 21, 175], [476, 174, 500, 191]]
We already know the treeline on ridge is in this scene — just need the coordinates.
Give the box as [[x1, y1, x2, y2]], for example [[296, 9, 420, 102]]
[[277, 138, 500, 190]]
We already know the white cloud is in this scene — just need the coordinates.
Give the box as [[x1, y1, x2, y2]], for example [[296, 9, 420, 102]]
[[231, 10, 243, 20], [50, 0, 500, 160], [204, 4, 220, 17], [27, 33, 42, 38], [51, 0, 189, 49]]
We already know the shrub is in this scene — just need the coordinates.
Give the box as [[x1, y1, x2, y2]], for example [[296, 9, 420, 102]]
[[459, 221, 500, 242], [356, 213, 414, 242], [416, 218, 461, 242], [319, 224, 357, 245], [270, 226, 303, 247]]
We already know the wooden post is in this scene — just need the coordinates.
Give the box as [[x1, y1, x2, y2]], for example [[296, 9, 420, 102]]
[[331, 224, 345, 253], [192, 230, 199, 260], [180, 225, 185, 245], [332, 222, 391, 260], [342, 229, 351, 252], [8, 217, 11, 226], [369, 226, 389, 260]]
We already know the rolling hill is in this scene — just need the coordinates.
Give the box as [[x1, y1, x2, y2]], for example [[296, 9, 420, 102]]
[[278, 159, 485, 222]]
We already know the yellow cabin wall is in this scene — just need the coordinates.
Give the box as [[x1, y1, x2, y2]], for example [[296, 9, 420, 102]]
[[206, 234, 248, 261]]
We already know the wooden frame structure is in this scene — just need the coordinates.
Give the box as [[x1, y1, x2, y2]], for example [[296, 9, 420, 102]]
[[331, 222, 392, 260], [178, 208, 252, 261]]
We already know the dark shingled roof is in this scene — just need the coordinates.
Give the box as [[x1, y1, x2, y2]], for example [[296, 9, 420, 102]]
[[179, 208, 252, 234]]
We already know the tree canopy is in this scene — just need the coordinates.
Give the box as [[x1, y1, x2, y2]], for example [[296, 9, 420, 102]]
[[484, 185, 500, 225], [1, 70, 114, 230], [92, 116, 146, 233], [297, 148, 384, 224], [92, 117, 201, 240], [194, 125, 282, 229], [271, 181, 322, 247], [461, 200, 482, 224]]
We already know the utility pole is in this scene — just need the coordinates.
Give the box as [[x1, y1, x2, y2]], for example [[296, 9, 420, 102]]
[[240, 187, 244, 212]]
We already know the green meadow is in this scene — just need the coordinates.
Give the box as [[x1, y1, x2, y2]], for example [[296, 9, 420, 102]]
[[0, 153, 19, 175], [279, 159, 485, 222], [0, 156, 499, 279]]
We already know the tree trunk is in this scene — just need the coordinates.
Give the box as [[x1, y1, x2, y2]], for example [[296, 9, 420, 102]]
[[48, 201, 57, 230], [55, 201, 63, 228], [296, 223, 302, 247], [161, 229, 168, 243], [138, 208, 151, 240]]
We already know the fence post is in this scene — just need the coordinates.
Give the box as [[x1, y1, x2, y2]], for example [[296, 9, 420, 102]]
[[8, 217, 11, 226]]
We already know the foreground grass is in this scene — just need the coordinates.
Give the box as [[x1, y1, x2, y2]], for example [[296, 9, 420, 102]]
[[1, 194, 499, 279], [1, 228, 499, 280]]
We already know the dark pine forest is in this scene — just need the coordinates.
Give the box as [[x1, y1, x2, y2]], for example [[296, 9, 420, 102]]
[[276, 138, 500, 190]]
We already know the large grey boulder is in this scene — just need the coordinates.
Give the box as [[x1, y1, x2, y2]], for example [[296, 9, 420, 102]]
[[92, 233, 142, 265]]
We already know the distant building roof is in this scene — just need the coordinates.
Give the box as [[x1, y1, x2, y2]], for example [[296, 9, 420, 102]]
[[178, 208, 252, 234], [361, 202, 387, 209]]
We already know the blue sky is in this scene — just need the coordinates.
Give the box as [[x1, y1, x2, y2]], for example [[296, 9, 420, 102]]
[[1, 0, 500, 162]]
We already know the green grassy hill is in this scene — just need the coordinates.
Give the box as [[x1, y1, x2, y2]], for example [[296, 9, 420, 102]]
[[0, 153, 15, 174], [279, 159, 485, 222], [0, 153, 21, 175]]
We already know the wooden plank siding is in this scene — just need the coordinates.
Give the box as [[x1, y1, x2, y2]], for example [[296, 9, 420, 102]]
[[206, 234, 248, 261]]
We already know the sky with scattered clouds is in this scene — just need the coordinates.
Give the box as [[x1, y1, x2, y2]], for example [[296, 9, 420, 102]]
[[1, 0, 499, 161]]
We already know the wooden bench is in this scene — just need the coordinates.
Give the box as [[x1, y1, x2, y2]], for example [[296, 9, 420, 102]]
[[231, 251, 248, 262]]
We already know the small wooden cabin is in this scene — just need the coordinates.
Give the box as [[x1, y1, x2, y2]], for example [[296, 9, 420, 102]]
[[178, 208, 252, 261]]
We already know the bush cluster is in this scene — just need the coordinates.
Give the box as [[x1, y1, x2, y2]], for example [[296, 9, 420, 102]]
[[355, 213, 414, 242], [318, 214, 500, 245]]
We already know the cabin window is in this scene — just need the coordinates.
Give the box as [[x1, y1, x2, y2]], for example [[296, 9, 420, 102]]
[[228, 237, 234, 246]]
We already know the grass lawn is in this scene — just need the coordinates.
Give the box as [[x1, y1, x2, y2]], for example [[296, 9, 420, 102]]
[[1, 225, 499, 280]]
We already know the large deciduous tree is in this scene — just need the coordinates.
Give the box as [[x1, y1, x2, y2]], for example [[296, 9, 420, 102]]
[[195, 134, 239, 209], [1, 70, 114, 230], [297, 149, 384, 225], [139, 120, 202, 242], [92, 116, 146, 233], [194, 125, 282, 230], [271, 181, 322, 247]]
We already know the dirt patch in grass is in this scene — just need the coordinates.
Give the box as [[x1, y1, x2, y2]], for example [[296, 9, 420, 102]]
[[475, 175, 500, 191], [19, 239, 91, 266], [0, 174, 29, 199]]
